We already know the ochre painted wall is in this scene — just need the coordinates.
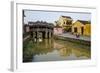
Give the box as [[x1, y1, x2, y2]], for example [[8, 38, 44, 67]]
[[72, 21, 84, 35], [72, 21, 91, 36], [84, 24, 91, 36], [58, 16, 72, 27]]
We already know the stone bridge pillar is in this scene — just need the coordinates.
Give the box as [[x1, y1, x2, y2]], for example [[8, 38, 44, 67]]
[[45, 31, 48, 39], [36, 31, 39, 39], [33, 32, 35, 39], [48, 31, 52, 38]]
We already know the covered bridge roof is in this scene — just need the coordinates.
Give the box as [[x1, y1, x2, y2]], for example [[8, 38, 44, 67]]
[[28, 21, 54, 28]]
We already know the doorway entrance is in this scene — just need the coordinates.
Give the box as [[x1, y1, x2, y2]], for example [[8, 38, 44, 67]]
[[81, 27, 84, 35]]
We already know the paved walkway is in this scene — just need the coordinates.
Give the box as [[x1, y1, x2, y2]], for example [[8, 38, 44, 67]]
[[57, 33, 91, 42]]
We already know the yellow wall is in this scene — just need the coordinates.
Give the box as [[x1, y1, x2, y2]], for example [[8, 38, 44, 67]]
[[58, 16, 72, 32], [84, 24, 91, 36], [58, 16, 72, 27], [72, 21, 84, 35], [72, 21, 91, 36]]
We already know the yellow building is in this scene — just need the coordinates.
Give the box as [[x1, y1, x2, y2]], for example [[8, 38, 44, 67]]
[[72, 20, 91, 36], [57, 16, 73, 32]]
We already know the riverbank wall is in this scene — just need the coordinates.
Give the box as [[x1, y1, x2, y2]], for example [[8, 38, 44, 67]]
[[54, 35, 91, 46]]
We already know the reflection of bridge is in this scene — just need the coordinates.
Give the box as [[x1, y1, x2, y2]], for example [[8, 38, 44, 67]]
[[28, 21, 54, 39]]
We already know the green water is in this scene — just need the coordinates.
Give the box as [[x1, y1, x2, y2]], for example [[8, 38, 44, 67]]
[[23, 39, 91, 62]]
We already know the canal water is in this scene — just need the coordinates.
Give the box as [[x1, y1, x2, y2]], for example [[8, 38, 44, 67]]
[[23, 39, 91, 62]]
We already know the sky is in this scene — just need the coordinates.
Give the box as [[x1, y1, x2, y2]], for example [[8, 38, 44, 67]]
[[23, 10, 91, 24]]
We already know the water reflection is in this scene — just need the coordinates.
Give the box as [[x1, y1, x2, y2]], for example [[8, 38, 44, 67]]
[[23, 39, 91, 62]]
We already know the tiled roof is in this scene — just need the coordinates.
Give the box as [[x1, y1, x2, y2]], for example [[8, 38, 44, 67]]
[[61, 16, 72, 19], [78, 20, 91, 24]]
